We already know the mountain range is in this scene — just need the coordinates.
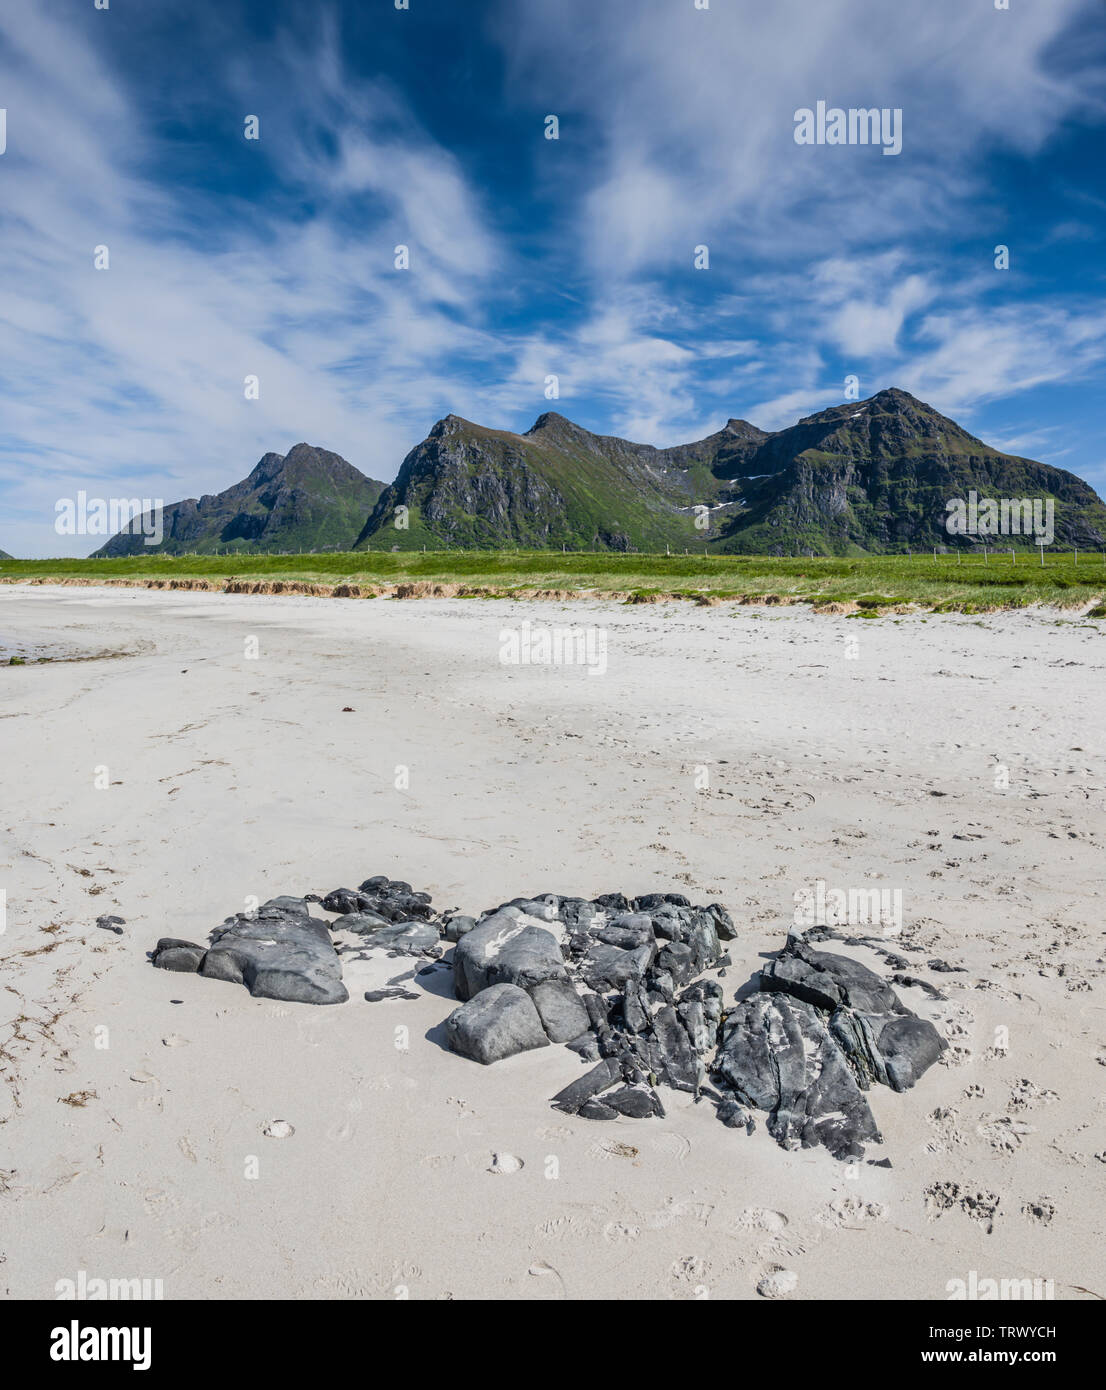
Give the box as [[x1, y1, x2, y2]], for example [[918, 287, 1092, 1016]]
[[87, 389, 1105, 557]]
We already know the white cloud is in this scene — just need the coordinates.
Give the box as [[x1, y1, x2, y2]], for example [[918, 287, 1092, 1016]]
[[1, 0, 1104, 555]]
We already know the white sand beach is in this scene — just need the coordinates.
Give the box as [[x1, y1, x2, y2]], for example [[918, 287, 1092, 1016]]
[[1, 584, 1103, 1300]]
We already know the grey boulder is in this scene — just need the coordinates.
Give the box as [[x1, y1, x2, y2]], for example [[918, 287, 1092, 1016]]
[[831, 1008, 946, 1092], [330, 910, 393, 935], [452, 915, 568, 1001], [551, 1057, 621, 1113], [761, 944, 902, 1015], [529, 977, 591, 1043], [363, 921, 439, 954], [714, 992, 880, 1161], [152, 938, 207, 972], [444, 914, 477, 943], [446, 983, 550, 1065], [581, 942, 655, 992], [200, 906, 347, 1005]]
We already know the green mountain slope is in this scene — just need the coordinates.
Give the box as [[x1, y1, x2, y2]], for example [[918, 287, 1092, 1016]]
[[353, 411, 766, 552], [712, 389, 1106, 554], [93, 444, 385, 557], [354, 390, 1106, 555]]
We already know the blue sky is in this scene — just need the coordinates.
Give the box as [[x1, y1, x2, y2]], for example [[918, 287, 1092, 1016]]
[[1, 0, 1105, 556]]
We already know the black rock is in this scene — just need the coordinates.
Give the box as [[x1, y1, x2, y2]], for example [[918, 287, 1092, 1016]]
[[594, 913, 655, 951], [633, 892, 691, 911], [453, 915, 569, 1001], [717, 1099, 756, 1132], [200, 906, 348, 1005], [560, 898, 597, 931], [361, 921, 439, 955], [582, 942, 654, 991], [592, 892, 632, 913], [889, 972, 945, 1000], [151, 938, 206, 972], [529, 977, 591, 1043], [830, 1007, 946, 1092], [444, 914, 477, 943], [330, 910, 393, 935], [564, 1031, 602, 1062], [760, 944, 903, 1015], [364, 987, 420, 1002], [602, 1084, 665, 1118], [649, 1004, 701, 1092], [620, 979, 652, 1034], [551, 1057, 621, 1113], [321, 888, 365, 915], [577, 1100, 618, 1120], [507, 897, 560, 921], [684, 909, 724, 971], [445, 983, 550, 1065], [713, 992, 880, 1160], [706, 901, 737, 941], [656, 940, 695, 989], [260, 896, 311, 916]]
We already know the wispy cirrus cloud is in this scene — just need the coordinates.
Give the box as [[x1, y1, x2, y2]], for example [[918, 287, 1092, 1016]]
[[1, 0, 1105, 554]]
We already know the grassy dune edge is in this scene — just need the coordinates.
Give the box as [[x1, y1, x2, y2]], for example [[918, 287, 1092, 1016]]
[[2, 551, 1105, 615]]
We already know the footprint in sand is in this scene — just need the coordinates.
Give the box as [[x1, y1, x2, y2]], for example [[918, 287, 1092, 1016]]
[[647, 1131, 692, 1162], [1008, 1080, 1059, 1112], [641, 1196, 715, 1230], [602, 1221, 641, 1243], [327, 1097, 362, 1143], [129, 1067, 163, 1113], [756, 1266, 799, 1299], [1021, 1197, 1056, 1225], [815, 1196, 889, 1229], [731, 1206, 789, 1235], [670, 1254, 710, 1287], [535, 1125, 574, 1142], [924, 1181, 1001, 1232], [536, 1212, 597, 1241], [977, 1116, 1035, 1152]]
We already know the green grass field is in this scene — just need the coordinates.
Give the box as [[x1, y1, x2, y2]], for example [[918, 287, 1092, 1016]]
[[3, 549, 1105, 614]]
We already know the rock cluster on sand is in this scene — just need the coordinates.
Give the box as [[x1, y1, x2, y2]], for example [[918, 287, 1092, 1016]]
[[445, 892, 944, 1160], [149, 878, 446, 1007], [150, 880, 945, 1159]]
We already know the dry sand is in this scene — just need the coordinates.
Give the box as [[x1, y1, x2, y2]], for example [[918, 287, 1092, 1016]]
[[1, 584, 1103, 1300]]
